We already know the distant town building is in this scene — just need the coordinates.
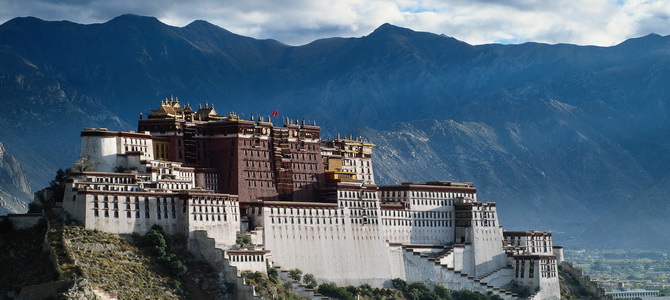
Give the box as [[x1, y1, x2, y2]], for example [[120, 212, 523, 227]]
[[59, 98, 562, 299], [606, 289, 662, 299]]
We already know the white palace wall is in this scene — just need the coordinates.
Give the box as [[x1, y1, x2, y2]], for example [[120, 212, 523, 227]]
[[64, 182, 240, 248], [81, 134, 119, 172], [257, 203, 392, 287]]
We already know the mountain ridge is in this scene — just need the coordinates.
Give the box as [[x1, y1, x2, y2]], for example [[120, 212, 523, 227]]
[[0, 15, 669, 247]]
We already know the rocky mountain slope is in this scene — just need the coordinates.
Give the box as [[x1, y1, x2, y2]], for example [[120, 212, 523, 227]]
[[0, 142, 31, 214], [1, 14, 669, 247]]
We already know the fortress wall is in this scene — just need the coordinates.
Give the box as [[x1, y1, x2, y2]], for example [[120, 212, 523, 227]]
[[388, 244, 408, 279], [462, 244, 475, 276], [248, 227, 264, 246], [511, 257, 560, 299], [261, 206, 391, 287], [62, 190, 87, 223], [80, 134, 119, 173], [537, 275, 561, 300], [67, 190, 238, 248], [0, 214, 43, 230], [187, 231, 262, 300], [381, 208, 455, 244], [478, 267, 514, 287], [187, 197, 239, 248], [471, 225, 507, 277], [401, 249, 515, 300], [227, 251, 269, 275], [82, 194, 187, 236]]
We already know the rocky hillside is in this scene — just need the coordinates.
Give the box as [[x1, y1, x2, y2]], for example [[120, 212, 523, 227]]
[[0, 215, 232, 299], [0, 142, 31, 214], [1, 15, 670, 247]]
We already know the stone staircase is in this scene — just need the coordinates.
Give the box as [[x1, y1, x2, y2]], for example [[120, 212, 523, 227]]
[[402, 246, 518, 299]]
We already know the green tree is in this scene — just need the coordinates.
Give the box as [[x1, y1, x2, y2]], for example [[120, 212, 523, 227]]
[[29, 168, 70, 212], [267, 263, 279, 283], [392, 278, 408, 292], [236, 234, 252, 246], [434, 285, 452, 300], [317, 282, 355, 300], [303, 273, 317, 289], [288, 268, 303, 281]]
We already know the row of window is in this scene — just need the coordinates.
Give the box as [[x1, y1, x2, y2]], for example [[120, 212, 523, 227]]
[[79, 184, 141, 192], [243, 149, 269, 158], [381, 191, 473, 199], [229, 254, 265, 263], [382, 219, 453, 227], [540, 259, 557, 278], [515, 259, 557, 279], [271, 216, 344, 225], [92, 202, 177, 220], [382, 210, 451, 218], [90, 177, 135, 184], [339, 191, 378, 200], [268, 207, 337, 216], [247, 180, 275, 188], [291, 152, 319, 161], [270, 232, 382, 241], [245, 160, 270, 168]]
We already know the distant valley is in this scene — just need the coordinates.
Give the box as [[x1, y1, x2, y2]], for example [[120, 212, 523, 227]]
[[1, 14, 669, 248]]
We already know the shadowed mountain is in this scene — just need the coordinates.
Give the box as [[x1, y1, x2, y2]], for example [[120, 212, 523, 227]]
[[0, 142, 30, 214], [1, 15, 669, 247]]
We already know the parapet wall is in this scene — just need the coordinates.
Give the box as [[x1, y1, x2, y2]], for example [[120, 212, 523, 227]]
[[400, 247, 516, 300], [188, 230, 261, 300], [0, 213, 43, 230], [560, 261, 612, 300]]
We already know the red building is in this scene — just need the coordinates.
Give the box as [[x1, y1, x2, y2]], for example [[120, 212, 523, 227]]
[[138, 98, 325, 203]]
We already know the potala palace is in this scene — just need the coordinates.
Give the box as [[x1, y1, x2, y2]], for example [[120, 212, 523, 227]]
[[60, 98, 562, 299]]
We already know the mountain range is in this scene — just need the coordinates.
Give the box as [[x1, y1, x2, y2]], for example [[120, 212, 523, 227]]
[[1, 14, 669, 248]]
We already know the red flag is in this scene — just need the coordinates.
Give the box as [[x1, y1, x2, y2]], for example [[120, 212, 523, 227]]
[[272, 109, 278, 116]]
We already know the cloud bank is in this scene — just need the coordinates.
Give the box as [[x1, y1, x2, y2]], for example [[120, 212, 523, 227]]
[[1, 0, 669, 46]]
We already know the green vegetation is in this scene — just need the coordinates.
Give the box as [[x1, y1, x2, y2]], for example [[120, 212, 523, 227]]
[[134, 225, 187, 276], [559, 265, 594, 300], [267, 263, 279, 283], [315, 278, 504, 300], [565, 249, 670, 293], [236, 233, 252, 246], [289, 268, 303, 281], [64, 224, 185, 298], [241, 271, 305, 299], [29, 168, 69, 213], [302, 273, 317, 289]]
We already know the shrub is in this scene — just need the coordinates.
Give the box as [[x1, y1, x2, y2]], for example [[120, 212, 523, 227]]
[[317, 282, 355, 300], [434, 285, 452, 300], [236, 234, 252, 246], [288, 268, 302, 281], [303, 273, 317, 289], [267, 265, 279, 283], [392, 278, 408, 292]]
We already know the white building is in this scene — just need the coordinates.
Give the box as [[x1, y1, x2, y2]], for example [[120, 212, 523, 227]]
[[57, 113, 561, 299]]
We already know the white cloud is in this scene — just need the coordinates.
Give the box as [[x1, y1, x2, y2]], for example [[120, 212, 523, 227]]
[[1, 0, 669, 46]]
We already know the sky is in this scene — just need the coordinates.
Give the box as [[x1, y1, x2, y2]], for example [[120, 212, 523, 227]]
[[1, 0, 669, 46]]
